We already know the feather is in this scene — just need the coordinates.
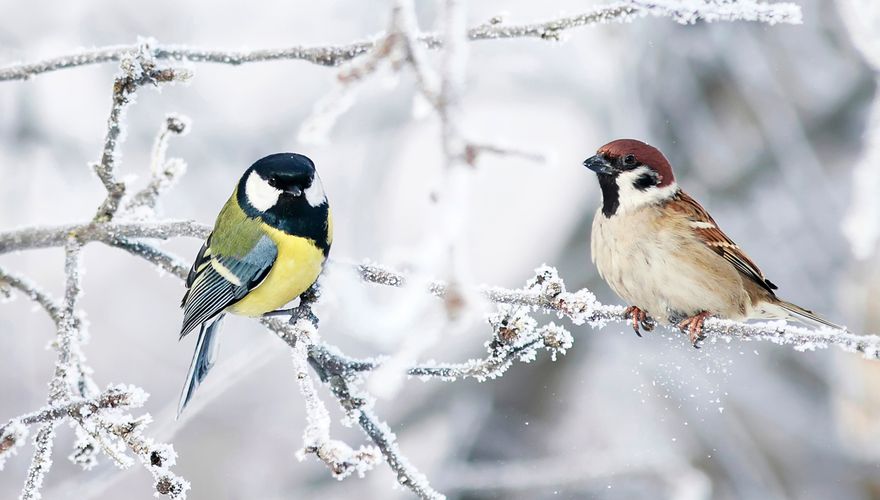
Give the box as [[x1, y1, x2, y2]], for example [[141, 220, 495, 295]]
[[179, 234, 277, 338], [669, 191, 778, 294], [776, 299, 845, 330], [177, 316, 224, 417]]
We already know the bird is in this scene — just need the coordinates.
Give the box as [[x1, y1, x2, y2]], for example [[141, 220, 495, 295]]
[[583, 138, 842, 347], [177, 152, 331, 414]]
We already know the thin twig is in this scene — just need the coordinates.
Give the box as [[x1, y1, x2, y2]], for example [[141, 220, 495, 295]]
[[0, 1, 801, 82], [308, 344, 445, 500], [20, 424, 56, 500], [92, 46, 192, 223], [291, 323, 381, 478], [0, 267, 64, 325], [0, 386, 146, 433], [123, 114, 190, 216]]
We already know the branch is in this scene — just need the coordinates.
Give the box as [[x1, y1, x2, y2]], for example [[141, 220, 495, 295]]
[[48, 238, 85, 402], [307, 343, 445, 500], [0, 267, 64, 325], [290, 322, 381, 479], [20, 424, 55, 500], [0, 220, 209, 253], [1, 386, 146, 431], [2, 221, 876, 361], [0, 1, 801, 82], [122, 114, 190, 217], [354, 262, 880, 360], [92, 44, 192, 223], [409, 311, 572, 382]]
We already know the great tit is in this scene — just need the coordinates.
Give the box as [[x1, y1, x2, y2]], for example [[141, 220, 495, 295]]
[[177, 153, 331, 415]]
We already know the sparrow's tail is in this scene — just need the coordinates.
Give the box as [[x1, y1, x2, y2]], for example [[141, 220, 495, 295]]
[[177, 315, 224, 418], [774, 299, 845, 331]]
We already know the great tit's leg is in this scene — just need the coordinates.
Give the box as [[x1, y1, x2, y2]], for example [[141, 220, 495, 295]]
[[677, 311, 711, 348], [262, 282, 322, 327], [623, 306, 654, 337]]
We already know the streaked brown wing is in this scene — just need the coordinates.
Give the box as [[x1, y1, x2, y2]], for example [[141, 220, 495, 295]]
[[669, 190, 777, 294]]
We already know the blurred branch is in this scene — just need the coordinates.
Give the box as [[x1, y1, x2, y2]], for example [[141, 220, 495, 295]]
[[438, 451, 710, 498], [0, 1, 801, 82], [839, 0, 880, 259]]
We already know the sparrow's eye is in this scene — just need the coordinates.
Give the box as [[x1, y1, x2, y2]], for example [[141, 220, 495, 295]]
[[623, 154, 637, 166]]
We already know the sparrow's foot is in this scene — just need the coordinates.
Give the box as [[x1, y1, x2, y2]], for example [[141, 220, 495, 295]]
[[677, 311, 711, 348], [624, 306, 655, 337]]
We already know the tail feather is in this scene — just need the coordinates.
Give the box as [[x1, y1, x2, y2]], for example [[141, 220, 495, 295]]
[[775, 300, 845, 331], [177, 315, 224, 417]]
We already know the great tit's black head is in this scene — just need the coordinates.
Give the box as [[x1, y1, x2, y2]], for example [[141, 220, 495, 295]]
[[237, 153, 331, 254], [239, 153, 327, 213]]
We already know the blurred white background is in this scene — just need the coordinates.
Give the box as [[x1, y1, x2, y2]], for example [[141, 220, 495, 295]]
[[2, 0, 880, 499]]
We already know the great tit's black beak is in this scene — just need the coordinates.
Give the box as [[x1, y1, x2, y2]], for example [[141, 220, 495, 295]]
[[583, 154, 613, 175], [287, 186, 303, 197]]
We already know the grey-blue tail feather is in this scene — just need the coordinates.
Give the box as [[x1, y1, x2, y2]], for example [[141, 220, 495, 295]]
[[177, 315, 224, 417]]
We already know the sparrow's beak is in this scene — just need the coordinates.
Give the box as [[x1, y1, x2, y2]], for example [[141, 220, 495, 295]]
[[583, 154, 613, 175]]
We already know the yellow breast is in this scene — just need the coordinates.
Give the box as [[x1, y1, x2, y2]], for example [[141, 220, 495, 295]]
[[227, 224, 326, 317]]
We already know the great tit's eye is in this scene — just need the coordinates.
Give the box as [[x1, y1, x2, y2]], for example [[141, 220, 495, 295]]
[[267, 175, 280, 189], [623, 154, 637, 166]]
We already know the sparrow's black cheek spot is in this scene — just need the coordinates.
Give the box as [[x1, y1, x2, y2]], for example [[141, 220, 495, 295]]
[[633, 173, 658, 191]]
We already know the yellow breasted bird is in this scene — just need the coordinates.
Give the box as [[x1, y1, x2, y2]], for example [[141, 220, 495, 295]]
[[178, 153, 331, 414]]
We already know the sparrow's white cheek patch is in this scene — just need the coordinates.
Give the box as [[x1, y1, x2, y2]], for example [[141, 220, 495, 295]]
[[245, 172, 282, 212], [615, 168, 678, 214], [304, 176, 326, 207]]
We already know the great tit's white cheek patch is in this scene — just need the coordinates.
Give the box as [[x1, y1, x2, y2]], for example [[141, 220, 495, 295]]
[[304, 176, 326, 207], [245, 171, 282, 212]]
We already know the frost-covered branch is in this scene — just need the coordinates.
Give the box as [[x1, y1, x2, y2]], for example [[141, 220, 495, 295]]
[[3, 238, 188, 498], [92, 43, 192, 223], [20, 424, 54, 500], [0, 1, 801, 82], [409, 307, 572, 381], [122, 114, 190, 218], [0, 267, 64, 326], [0, 220, 209, 253], [306, 343, 445, 500], [2, 221, 876, 360], [290, 321, 381, 479]]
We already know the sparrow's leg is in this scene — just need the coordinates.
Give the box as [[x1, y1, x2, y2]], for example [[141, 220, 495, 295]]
[[262, 282, 322, 327], [677, 311, 711, 348], [623, 306, 655, 337]]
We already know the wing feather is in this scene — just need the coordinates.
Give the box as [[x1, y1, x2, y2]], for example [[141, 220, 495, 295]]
[[180, 233, 277, 338], [669, 191, 778, 294]]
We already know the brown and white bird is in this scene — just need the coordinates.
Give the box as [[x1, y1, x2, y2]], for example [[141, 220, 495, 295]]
[[584, 138, 842, 346]]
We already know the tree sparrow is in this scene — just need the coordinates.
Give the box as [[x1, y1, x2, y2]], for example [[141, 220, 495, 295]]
[[584, 138, 842, 347]]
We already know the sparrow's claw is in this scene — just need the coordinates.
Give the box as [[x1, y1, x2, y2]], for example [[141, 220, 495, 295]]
[[677, 311, 711, 348], [624, 306, 653, 337]]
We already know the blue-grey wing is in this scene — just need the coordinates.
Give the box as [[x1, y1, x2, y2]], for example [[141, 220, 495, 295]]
[[179, 234, 277, 337]]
